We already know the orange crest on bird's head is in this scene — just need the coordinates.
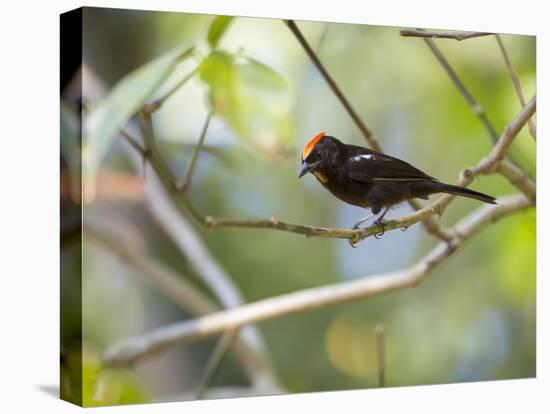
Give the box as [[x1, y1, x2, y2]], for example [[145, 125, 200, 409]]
[[302, 132, 326, 160]]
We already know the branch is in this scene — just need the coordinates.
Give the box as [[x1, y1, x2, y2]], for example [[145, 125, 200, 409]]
[[142, 67, 199, 115], [419, 35, 499, 143], [474, 95, 536, 174], [284, 19, 381, 152], [406, 199, 454, 241], [400, 29, 494, 41], [120, 128, 147, 157], [495, 35, 536, 139], [85, 221, 281, 390], [103, 193, 533, 366], [497, 160, 535, 202], [195, 329, 239, 399], [375, 324, 385, 387], [178, 110, 213, 192], [203, 198, 458, 245]]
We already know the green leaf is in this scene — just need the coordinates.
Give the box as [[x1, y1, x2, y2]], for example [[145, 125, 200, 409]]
[[84, 47, 193, 183], [199, 51, 294, 153], [207, 16, 234, 49]]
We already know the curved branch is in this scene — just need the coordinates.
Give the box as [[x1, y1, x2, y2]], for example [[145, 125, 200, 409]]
[[474, 95, 536, 174], [495, 35, 536, 140], [498, 160, 535, 202], [103, 194, 533, 366]]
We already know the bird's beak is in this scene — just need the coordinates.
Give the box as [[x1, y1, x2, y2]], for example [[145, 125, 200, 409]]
[[298, 161, 310, 178], [299, 160, 321, 178]]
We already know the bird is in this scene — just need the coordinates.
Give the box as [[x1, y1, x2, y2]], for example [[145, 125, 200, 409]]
[[298, 132, 496, 242]]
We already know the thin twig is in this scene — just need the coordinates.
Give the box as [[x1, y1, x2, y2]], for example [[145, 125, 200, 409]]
[[143, 67, 199, 115], [374, 324, 385, 388], [120, 128, 150, 181], [498, 160, 535, 202], [120, 129, 147, 157], [285, 19, 381, 152], [103, 193, 533, 366], [420, 36, 499, 143], [120, 129, 149, 181], [495, 35, 536, 140], [474, 95, 536, 174], [407, 199, 454, 241], [178, 111, 213, 192], [137, 109, 180, 187], [195, 329, 239, 399], [316, 22, 330, 53], [138, 110, 156, 151], [400, 29, 494, 41]]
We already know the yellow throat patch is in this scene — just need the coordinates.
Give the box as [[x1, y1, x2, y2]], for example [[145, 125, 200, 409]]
[[313, 171, 328, 184]]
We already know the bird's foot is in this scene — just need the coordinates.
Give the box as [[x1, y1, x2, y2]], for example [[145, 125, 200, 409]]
[[349, 221, 366, 247], [348, 232, 361, 248], [373, 219, 387, 239]]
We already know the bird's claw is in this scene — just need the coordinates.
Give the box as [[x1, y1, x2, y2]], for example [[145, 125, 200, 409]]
[[373, 219, 386, 239], [349, 229, 364, 248]]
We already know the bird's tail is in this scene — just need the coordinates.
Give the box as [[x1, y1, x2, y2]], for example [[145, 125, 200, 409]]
[[428, 181, 496, 204]]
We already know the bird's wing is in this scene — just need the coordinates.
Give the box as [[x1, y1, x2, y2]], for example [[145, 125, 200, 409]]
[[346, 149, 433, 182]]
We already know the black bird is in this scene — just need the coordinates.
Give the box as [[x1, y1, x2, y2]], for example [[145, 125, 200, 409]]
[[299, 132, 496, 240]]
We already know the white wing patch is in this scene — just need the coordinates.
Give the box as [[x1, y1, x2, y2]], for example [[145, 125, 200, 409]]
[[352, 154, 375, 162]]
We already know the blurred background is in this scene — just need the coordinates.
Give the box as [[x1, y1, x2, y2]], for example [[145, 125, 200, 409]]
[[60, 7, 535, 406]]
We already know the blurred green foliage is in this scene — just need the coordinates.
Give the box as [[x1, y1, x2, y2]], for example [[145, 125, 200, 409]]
[[200, 50, 293, 153], [83, 47, 193, 188], [82, 343, 150, 406], [63, 7, 536, 405], [207, 16, 234, 49]]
